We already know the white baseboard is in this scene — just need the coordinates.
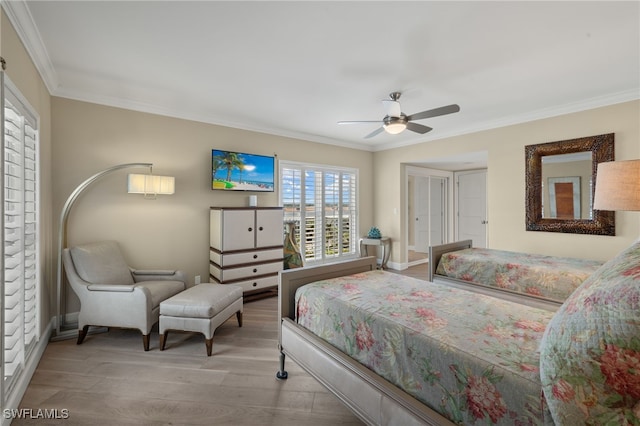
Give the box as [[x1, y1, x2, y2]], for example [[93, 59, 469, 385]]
[[387, 260, 404, 270]]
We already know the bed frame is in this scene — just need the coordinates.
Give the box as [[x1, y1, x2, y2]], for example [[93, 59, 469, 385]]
[[428, 240, 562, 311], [277, 256, 454, 426]]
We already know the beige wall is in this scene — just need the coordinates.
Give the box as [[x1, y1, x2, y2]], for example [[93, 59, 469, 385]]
[[374, 100, 640, 265], [52, 98, 374, 310], [2, 12, 53, 332]]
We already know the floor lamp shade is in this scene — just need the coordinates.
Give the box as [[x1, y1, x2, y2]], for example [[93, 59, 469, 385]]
[[594, 160, 640, 211], [127, 174, 175, 195]]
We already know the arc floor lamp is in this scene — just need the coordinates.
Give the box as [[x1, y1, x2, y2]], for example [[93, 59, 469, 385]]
[[51, 162, 174, 341]]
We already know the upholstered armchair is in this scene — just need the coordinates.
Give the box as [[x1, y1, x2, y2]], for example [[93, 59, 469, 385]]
[[62, 240, 187, 350]]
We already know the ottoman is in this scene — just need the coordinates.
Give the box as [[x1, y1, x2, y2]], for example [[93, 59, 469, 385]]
[[159, 283, 243, 356]]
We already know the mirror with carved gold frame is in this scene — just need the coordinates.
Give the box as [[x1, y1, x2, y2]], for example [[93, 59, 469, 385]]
[[525, 133, 615, 235]]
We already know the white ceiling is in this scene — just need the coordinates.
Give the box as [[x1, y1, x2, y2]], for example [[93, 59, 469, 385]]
[[5, 1, 640, 153]]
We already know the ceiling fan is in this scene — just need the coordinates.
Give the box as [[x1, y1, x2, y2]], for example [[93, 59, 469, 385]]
[[338, 92, 460, 139]]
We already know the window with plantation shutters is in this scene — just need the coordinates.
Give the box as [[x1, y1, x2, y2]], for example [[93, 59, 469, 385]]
[[2, 77, 40, 396], [280, 161, 358, 264]]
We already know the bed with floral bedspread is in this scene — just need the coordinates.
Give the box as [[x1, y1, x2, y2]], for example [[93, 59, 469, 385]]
[[279, 239, 640, 425], [295, 270, 556, 425], [433, 245, 603, 302]]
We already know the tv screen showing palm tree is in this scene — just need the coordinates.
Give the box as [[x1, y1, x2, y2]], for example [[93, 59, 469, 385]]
[[211, 149, 275, 192]]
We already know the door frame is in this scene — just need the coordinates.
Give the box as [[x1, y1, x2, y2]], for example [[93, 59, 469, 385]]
[[404, 165, 454, 269]]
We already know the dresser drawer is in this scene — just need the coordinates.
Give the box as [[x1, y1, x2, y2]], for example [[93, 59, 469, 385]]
[[209, 260, 283, 282], [210, 248, 283, 267], [210, 274, 278, 293]]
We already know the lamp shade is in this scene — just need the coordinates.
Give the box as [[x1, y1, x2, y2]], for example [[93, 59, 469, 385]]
[[593, 160, 640, 211], [127, 174, 175, 195]]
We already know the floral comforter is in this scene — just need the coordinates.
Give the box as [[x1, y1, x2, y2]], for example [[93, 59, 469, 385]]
[[435, 248, 603, 302], [295, 270, 556, 425]]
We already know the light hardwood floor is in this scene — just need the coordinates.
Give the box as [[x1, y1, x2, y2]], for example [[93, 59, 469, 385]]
[[16, 297, 364, 425]]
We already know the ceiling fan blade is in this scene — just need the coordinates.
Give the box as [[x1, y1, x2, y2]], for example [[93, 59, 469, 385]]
[[407, 104, 460, 121], [406, 122, 433, 134], [338, 120, 382, 125], [381, 99, 402, 118], [364, 127, 385, 139]]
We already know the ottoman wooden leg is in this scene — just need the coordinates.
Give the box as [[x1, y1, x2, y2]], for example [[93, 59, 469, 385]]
[[205, 338, 213, 356], [160, 331, 168, 351], [236, 311, 243, 327]]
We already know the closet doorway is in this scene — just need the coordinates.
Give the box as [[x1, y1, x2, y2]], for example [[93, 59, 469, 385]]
[[407, 166, 453, 267]]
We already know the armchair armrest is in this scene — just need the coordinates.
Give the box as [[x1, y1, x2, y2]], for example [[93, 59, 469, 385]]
[[87, 284, 135, 292], [132, 269, 176, 276], [131, 269, 187, 284]]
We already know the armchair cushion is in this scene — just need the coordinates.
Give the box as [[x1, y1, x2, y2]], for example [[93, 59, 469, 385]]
[[135, 280, 186, 308], [70, 241, 134, 285]]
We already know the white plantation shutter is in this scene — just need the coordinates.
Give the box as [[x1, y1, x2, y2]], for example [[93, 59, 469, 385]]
[[280, 161, 358, 264], [309, 170, 323, 261], [2, 77, 40, 395], [341, 172, 357, 255]]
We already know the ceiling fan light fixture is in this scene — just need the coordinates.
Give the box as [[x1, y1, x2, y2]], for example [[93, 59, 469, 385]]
[[383, 121, 407, 134], [339, 92, 460, 139], [383, 115, 407, 134]]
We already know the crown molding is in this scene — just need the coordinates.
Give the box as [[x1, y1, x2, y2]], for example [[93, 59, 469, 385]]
[[54, 86, 640, 154], [53, 86, 374, 152], [2, 0, 58, 93]]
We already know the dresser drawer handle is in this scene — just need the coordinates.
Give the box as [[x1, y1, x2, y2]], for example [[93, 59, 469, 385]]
[[248, 227, 253, 232], [253, 268, 258, 273], [253, 254, 258, 259], [252, 282, 257, 287], [259, 226, 264, 231]]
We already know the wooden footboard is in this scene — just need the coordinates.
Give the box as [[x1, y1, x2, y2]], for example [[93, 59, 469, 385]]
[[277, 256, 454, 426], [427, 239, 472, 281], [278, 256, 378, 326]]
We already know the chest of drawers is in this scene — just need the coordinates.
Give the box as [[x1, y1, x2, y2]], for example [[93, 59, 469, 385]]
[[209, 207, 283, 300]]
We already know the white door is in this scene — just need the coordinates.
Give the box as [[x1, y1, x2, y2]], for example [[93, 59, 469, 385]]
[[414, 176, 446, 253], [414, 176, 429, 253], [457, 170, 487, 248]]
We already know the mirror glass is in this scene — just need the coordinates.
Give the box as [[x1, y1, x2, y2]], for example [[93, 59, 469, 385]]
[[541, 152, 592, 220], [525, 133, 614, 235]]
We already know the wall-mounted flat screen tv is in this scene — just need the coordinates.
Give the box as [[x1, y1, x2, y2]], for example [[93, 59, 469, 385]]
[[212, 149, 275, 192]]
